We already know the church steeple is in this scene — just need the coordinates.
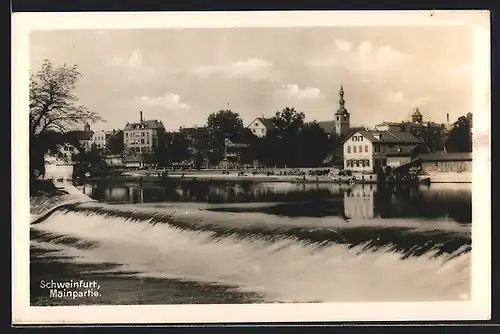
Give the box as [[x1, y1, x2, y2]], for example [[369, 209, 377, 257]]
[[336, 82, 347, 115], [334, 82, 350, 137]]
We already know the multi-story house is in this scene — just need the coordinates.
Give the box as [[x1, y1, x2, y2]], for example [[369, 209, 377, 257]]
[[342, 130, 424, 174], [123, 111, 165, 155]]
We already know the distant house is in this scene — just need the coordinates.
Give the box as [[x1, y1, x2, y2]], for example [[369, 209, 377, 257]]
[[222, 138, 251, 168], [123, 111, 166, 155], [247, 117, 275, 138], [417, 152, 472, 174], [105, 129, 124, 154], [342, 130, 424, 173], [89, 129, 113, 150]]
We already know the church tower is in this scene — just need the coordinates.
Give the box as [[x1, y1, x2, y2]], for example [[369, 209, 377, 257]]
[[334, 83, 350, 137]]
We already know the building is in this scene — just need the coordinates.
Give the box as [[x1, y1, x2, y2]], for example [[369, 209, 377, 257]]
[[123, 111, 166, 154], [374, 108, 447, 152], [342, 130, 424, 173], [43, 143, 80, 181], [68, 123, 94, 151], [104, 155, 125, 168], [222, 138, 250, 168], [89, 129, 112, 150], [318, 83, 351, 138], [417, 152, 472, 174], [246, 117, 275, 138]]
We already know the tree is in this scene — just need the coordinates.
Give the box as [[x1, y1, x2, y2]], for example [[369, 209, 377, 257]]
[[29, 60, 102, 179], [206, 110, 246, 165], [445, 116, 472, 153], [297, 121, 331, 166], [165, 131, 191, 164]]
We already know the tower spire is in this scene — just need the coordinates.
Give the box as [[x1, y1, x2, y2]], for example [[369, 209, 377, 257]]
[[339, 82, 345, 108]]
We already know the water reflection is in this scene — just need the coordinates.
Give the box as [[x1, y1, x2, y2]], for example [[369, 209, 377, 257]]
[[77, 180, 471, 224]]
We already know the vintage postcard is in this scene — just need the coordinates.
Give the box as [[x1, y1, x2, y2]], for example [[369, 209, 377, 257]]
[[12, 10, 491, 324]]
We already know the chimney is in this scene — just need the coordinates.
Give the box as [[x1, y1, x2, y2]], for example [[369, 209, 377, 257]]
[[446, 113, 450, 129], [140, 111, 143, 123]]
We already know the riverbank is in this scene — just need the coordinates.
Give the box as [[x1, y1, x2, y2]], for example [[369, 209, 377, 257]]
[[424, 172, 472, 183]]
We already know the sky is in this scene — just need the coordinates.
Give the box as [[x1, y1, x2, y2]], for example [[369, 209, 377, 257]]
[[29, 26, 474, 132]]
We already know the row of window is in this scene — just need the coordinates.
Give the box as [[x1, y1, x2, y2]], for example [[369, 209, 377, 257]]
[[347, 145, 369, 153], [346, 159, 371, 167], [128, 146, 153, 153], [127, 138, 150, 145], [125, 131, 156, 138]]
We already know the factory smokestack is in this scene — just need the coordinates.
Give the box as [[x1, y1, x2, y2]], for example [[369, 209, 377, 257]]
[[140, 111, 143, 123], [446, 113, 450, 128]]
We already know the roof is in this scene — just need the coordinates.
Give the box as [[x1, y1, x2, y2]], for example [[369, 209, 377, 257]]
[[249, 117, 275, 130], [124, 120, 165, 131], [376, 122, 403, 126], [343, 130, 423, 144], [385, 145, 419, 157], [412, 109, 422, 116], [417, 152, 472, 162]]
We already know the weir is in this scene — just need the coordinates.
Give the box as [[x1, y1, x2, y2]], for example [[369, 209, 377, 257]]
[[30, 203, 472, 302]]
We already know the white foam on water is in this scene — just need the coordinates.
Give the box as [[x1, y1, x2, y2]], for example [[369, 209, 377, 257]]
[[31, 207, 471, 303]]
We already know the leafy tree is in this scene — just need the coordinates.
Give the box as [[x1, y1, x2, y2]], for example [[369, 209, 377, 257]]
[[445, 116, 472, 153], [29, 60, 102, 179], [297, 121, 331, 166], [165, 131, 191, 164], [206, 109, 246, 165]]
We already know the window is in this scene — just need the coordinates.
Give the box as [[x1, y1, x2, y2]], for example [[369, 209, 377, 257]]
[[361, 160, 366, 167], [359, 136, 363, 141], [252, 129, 256, 133], [365, 145, 368, 152], [337, 116, 340, 121], [359, 145, 362, 153], [126, 133, 128, 137], [366, 160, 370, 167], [353, 146, 357, 153], [255, 123, 258, 126], [348, 146, 351, 153], [353, 136, 357, 142], [141, 139, 145, 144], [355, 160, 360, 167]]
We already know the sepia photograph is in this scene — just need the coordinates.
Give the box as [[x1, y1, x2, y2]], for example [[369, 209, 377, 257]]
[[12, 11, 490, 324]]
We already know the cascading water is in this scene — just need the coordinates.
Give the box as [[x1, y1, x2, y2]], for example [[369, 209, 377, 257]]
[[31, 202, 471, 303]]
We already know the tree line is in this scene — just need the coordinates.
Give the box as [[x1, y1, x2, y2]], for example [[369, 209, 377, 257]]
[[29, 61, 473, 179]]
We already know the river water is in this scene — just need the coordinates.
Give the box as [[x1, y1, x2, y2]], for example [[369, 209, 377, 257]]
[[30, 180, 472, 305]]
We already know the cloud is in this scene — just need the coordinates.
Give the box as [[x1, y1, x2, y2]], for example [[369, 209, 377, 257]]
[[385, 91, 431, 106], [308, 41, 412, 74], [386, 91, 409, 104], [334, 38, 352, 52], [111, 50, 145, 69], [134, 93, 191, 110], [190, 58, 278, 81], [274, 84, 321, 99]]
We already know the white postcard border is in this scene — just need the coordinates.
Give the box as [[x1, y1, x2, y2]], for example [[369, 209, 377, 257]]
[[12, 10, 491, 324]]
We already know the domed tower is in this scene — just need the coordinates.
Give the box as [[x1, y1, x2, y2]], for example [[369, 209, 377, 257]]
[[334, 83, 350, 137], [84, 122, 91, 132], [412, 108, 423, 123], [466, 112, 473, 128]]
